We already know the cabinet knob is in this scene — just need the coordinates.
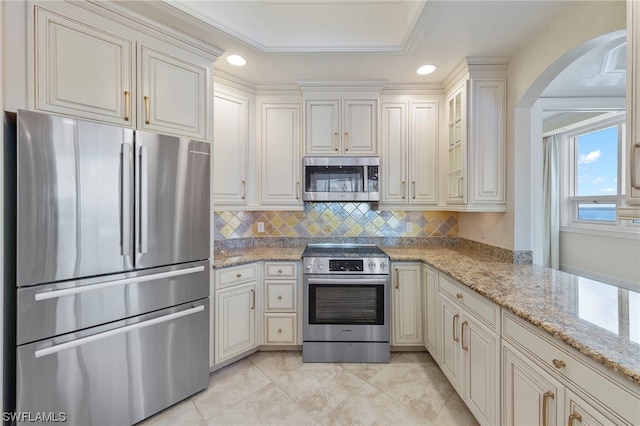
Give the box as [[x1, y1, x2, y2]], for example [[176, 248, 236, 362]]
[[236, 273, 242, 278], [278, 269, 283, 274], [552, 359, 566, 369], [277, 328, 282, 334], [277, 295, 282, 300], [456, 293, 463, 299]]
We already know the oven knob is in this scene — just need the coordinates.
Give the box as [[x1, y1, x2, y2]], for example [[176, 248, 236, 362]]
[[306, 263, 313, 270], [317, 263, 324, 270], [368, 261, 376, 270], [380, 261, 387, 270]]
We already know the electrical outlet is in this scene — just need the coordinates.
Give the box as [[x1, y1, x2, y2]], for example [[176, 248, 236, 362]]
[[257, 222, 265, 233], [405, 222, 413, 233]]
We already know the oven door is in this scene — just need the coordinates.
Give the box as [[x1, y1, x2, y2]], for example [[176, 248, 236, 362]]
[[303, 274, 390, 342]]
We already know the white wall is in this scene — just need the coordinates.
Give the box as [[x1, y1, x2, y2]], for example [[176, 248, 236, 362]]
[[460, 1, 626, 254], [560, 230, 640, 291]]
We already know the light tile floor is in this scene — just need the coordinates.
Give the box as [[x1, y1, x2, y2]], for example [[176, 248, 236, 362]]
[[139, 351, 479, 426]]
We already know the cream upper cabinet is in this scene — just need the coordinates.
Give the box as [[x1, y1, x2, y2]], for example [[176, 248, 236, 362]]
[[137, 43, 209, 140], [304, 95, 378, 156], [33, 2, 217, 141], [259, 100, 303, 207], [213, 91, 248, 207], [619, 0, 640, 219], [381, 101, 438, 207], [34, 6, 134, 126], [391, 263, 423, 346], [444, 59, 507, 211]]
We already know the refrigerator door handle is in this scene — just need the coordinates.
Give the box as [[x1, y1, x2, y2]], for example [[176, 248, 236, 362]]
[[34, 265, 205, 301], [121, 144, 132, 256], [139, 145, 149, 253], [34, 303, 205, 358]]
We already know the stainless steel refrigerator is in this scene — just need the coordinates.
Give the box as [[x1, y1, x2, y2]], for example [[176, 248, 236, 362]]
[[11, 109, 210, 425]]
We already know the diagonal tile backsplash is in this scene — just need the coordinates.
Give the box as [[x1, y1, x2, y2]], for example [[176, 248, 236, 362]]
[[214, 203, 458, 240]]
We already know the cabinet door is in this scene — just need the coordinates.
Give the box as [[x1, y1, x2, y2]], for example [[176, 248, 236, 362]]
[[138, 45, 208, 140], [503, 343, 563, 426], [392, 264, 423, 345], [423, 265, 438, 359], [343, 99, 378, 155], [34, 6, 133, 126], [259, 103, 302, 206], [438, 294, 462, 392], [410, 102, 438, 204], [565, 389, 628, 426], [446, 84, 467, 204], [213, 92, 248, 206], [215, 282, 257, 364], [462, 316, 501, 426], [380, 102, 408, 203], [305, 99, 340, 155], [468, 78, 506, 204]]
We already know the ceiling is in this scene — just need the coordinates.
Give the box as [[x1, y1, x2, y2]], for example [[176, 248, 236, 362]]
[[119, 0, 626, 97]]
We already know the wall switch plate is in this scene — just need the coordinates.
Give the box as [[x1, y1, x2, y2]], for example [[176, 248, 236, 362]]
[[257, 222, 265, 233], [405, 222, 413, 233]]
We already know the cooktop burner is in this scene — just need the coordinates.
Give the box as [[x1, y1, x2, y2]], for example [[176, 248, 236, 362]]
[[302, 243, 388, 258]]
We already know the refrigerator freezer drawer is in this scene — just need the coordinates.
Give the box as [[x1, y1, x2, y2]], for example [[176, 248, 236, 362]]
[[16, 299, 209, 426], [17, 261, 209, 345]]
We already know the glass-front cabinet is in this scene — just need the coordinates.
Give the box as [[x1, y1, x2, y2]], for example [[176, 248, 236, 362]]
[[447, 85, 467, 204]]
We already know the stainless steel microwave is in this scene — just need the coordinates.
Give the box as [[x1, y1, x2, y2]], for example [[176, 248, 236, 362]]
[[302, 156, 380, 202]]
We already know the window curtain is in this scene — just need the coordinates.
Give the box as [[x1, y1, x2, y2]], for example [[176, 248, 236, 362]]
[[542, 134, 560, 269]]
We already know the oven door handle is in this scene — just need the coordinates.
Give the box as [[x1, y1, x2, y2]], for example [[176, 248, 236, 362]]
[[306, 278, 388, 285]]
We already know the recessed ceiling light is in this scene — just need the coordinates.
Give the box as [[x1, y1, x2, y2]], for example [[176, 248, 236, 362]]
[[227, 55, 247, 67], [416, 65, 436, 75]]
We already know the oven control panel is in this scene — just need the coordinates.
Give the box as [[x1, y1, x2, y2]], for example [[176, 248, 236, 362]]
[[304, 257, 389, 275]]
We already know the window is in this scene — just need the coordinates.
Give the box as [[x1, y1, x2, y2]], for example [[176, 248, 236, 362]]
[[561, 114, 638, 232]]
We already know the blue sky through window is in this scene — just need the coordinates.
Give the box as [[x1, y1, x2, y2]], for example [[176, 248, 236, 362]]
[[576, 126, 618, 197]]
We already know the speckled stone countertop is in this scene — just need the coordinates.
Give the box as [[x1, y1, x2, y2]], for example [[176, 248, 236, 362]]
[[213, 244, 640, 387]]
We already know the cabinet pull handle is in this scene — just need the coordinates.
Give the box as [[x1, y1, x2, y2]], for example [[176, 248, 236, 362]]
[[631, 142, 640, 189], [542, 391, 554, 426], [144, 96, 150, 125], [461, 321, 468, 351], [456, 293, 463, 299], [241, 180, 246, 200], [458, 176, 463, 197], [453, 314, 459, 342], [401, 180, 406, 199], [296, 181, 300, 200], [250, 288, 255, 310], [124, 91, 130, 121], [344, 131, 349, 151], [395, 268, 399, 289], [552, 359, 566, 369], [412, 181, 416, 199], [333, 132, 339, 151], [567, 412, 582, 426]]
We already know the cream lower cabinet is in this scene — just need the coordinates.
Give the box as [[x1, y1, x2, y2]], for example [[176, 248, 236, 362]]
[[213, 263, 260, 365], [422, 265, 439, 360], [438, 275, 500, 426], [391, 263, 423, 346], [263, 262, 299, 345], [33, 2, 215, 140], [502, 311, 640, 426]]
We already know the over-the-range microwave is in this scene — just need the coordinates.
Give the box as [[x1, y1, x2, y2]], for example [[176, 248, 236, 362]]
[[302, 156, 380, 202]]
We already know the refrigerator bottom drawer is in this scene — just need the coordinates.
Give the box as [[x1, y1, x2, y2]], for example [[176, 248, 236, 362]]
[[16, 299, 209, 426]]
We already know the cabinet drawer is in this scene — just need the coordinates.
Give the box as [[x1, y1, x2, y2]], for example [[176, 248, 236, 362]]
[[215, 263, 258, 289], [265, 281, 296, 312], [502, 311, 639, 425], [264, 262, 298, 279], [265, 314, 296, 345], [439, 275, 500, 333]]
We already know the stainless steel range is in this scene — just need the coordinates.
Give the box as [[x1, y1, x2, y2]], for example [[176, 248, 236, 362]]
[[302, 243, 390, 363]]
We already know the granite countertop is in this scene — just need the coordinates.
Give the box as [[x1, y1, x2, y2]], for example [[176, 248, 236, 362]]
[[213, 244, 640, 387]]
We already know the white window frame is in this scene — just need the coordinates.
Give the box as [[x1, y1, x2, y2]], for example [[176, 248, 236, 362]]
[[560, 114, 639, 236]]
